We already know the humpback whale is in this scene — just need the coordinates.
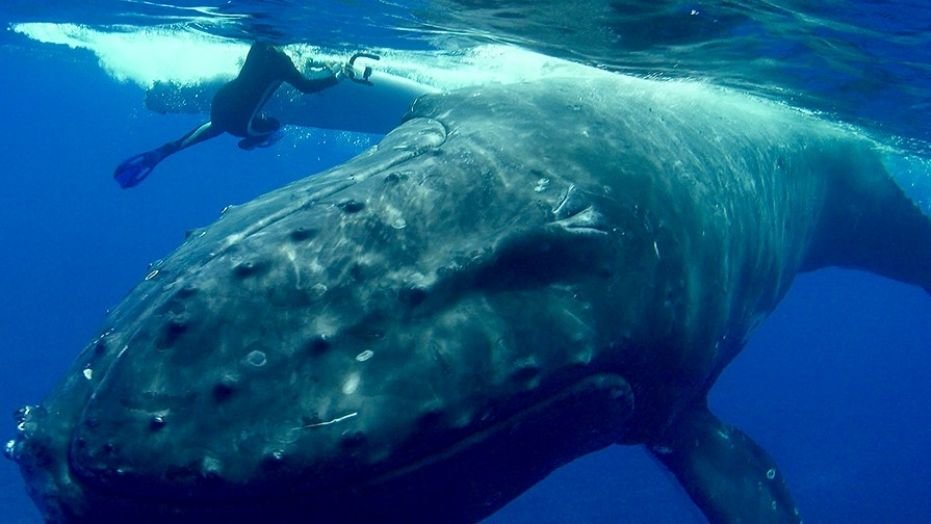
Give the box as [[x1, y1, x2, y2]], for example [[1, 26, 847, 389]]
[[7, 72, 931, 523]]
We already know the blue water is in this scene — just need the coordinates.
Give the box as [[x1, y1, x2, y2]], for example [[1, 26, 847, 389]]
[[1, 2, 930, 522]]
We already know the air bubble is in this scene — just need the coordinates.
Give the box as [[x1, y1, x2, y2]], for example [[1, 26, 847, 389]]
[[82, 368, 93, 380], [144, 269, 160, 281], [766, 468, 776, 480], [311, 283, 328, 298], [355, 350, 374, 362], [390, 218, 407, 229], [245, 350, 267, 367]]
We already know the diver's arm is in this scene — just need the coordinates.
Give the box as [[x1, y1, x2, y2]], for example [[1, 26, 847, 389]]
[[286, 68, 339, 93], [282, 59, 340, 93]]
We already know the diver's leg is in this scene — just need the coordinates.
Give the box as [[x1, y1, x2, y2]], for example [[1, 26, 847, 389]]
[[114, 122, 222, 188], [172, 121, 223, 152]]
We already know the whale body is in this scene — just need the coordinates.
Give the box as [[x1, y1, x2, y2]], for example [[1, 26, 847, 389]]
[[8, 72, 931, 523]]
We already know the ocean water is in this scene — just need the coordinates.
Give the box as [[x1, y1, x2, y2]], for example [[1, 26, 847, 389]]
[[1, 1, 929, 523]]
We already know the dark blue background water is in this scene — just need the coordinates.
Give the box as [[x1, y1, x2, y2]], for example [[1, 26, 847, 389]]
[[2, 2, 931, 522]]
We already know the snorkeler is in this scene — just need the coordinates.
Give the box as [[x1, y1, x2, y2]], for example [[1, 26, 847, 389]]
[[114, 42, 359, 188]]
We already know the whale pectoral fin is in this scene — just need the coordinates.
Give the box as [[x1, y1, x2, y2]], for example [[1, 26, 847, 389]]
[[649, 406, 801, 524]]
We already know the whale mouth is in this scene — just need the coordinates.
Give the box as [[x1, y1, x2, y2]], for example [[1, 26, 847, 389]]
[[19, 373, 633, 522], [363, 373, 633, 489]]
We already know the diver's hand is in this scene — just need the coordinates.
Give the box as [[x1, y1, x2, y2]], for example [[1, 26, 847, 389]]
[[330, 54, 376, 83], [327, 61, 354, 81]]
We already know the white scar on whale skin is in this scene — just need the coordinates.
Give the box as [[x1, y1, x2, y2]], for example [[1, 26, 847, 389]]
[[301, 412, 359, 429]]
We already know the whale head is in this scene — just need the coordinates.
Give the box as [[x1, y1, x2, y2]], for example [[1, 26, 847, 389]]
[[10, 81, 649, 522]]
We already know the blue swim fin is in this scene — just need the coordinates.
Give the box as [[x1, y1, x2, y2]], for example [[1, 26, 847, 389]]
[[113, 149, 165, 188]]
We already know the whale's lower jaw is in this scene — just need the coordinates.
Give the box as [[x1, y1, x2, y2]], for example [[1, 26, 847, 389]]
[[18, 374, 633, 523]]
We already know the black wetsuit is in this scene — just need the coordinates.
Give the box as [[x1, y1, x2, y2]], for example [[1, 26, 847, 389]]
[[114, 42, 341, 188], [211, 43, 338, 139]]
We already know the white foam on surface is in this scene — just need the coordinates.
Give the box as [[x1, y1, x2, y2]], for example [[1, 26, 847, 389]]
[[13, 23, 248, 87], [11, 21, 615, 90]]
